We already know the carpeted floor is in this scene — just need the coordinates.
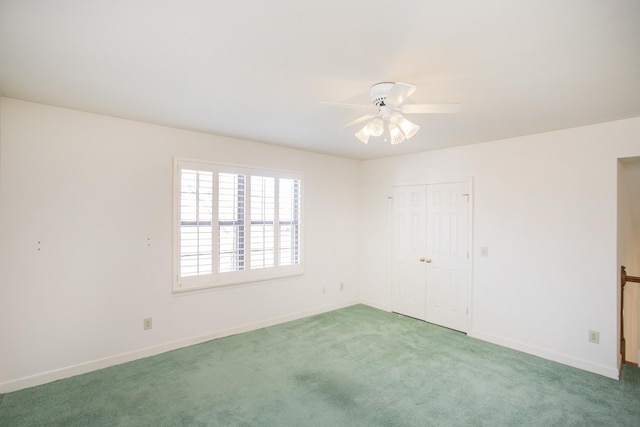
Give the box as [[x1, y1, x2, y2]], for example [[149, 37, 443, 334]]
[[1, 304, 639, 426]]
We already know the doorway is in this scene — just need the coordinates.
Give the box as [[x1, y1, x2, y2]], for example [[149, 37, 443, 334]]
[[391, 181, 471, 332], [618, 157, 640, 365]]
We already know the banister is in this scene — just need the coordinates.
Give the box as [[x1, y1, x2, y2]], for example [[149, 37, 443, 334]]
[[626, 274, 640, 283], [622, 265, 640, 285], [621, 265, 640, 365]]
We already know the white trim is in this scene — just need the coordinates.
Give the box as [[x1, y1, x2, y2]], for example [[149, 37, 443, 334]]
[[359, 298, 391, 312], [0, 300, 359, 394], [466, 177, 475, 334], [174, 157, 306, 180], [172, 268, 304, 293], [391, 176, 475, 187], [1, 299, 620, 393], [468, 329, 619, 380]]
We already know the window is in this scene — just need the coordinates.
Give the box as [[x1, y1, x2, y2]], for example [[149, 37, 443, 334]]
[[174, 159, 303, 292]]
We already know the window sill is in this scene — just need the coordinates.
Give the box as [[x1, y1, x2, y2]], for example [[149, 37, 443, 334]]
[[173, 266, 304, 293]]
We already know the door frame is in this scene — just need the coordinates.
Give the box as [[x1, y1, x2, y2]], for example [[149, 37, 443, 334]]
[[390, 177, 474, 333]]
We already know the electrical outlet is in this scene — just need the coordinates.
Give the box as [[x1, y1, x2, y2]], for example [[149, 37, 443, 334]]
[[480, 247, 489, 257], [588, 330, 599, 344], [322, 286, 326, 295], [340, 282, 344, 291], [144, 317, 152, 330]]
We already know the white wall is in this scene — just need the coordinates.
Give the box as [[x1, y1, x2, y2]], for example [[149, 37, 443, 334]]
[[2, 96, 640, 392], [360, 117, 640, 378], [0, 98, 361, 392]]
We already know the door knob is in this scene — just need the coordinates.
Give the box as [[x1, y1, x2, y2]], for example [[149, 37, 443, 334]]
[[419, 258, 432, 263]]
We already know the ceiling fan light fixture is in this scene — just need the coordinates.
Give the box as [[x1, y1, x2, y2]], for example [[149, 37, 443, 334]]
[[396, 115, 420, 140], [327, 82, 459, 146], [355, 126, 371, 144], [366, 117, 384, 137], [389, 123, 406, 145]]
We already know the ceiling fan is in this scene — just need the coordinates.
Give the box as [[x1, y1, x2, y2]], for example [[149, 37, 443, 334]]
[[324, 82, 461, 145]]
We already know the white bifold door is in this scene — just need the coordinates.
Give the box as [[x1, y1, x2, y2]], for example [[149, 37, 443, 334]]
[[391, 182, 470, 333]]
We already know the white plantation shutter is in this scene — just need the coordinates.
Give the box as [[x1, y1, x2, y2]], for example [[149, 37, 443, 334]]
[[174, 159, 303, 292], [218, 173, 245, 272], [250, 176, 275, 269], [278, 178, 300, 266], [180, 169, 213, 277]]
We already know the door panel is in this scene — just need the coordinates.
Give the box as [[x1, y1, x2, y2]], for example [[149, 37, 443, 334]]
[[391, 185, 427, 320], [425, 182, 469, 332]]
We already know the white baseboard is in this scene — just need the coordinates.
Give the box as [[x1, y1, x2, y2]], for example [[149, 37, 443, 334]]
[[359, 299, 390, 312], [0, 300, 359, 394], [468, 329, 620, 380], [360, 303, 620, 379], [4, 301, 618, 393]]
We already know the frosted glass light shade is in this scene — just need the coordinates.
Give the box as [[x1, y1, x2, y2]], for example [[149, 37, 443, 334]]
[[397, 116, 419, 139], [355, 126, 370, 144], [366, 117, 384, 137], [389, 123, 406, 145], [353, 114, 418, 145]]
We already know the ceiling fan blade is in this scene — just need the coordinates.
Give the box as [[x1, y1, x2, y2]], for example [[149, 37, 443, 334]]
[[400, 103, 462, 114], [340, 114, 376, 129], [384, 83, 416, 107], [321, 101, 376, 112]]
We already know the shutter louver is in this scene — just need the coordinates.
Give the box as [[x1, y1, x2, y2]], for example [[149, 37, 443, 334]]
[[218, 173, 246, 272], [250, 176, 275, 269], [180, 169, 213, 277], [278, 178, 301, 266]]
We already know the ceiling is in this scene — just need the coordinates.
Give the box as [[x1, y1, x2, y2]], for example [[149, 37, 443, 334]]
[[1, 1, 639, 160]]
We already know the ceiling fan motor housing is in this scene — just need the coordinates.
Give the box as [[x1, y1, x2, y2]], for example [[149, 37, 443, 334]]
[[369, 82, 394, 106]]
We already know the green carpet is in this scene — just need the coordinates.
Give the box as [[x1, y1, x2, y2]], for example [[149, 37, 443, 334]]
[[1, 305, 639, 426]]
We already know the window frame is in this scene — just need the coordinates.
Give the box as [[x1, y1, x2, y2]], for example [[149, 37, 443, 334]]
[[173, 158, 304, 293]]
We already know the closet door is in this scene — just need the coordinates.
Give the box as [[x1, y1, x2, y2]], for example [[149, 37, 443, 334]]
[[425, 182, 469, 332], [392, 182, 470, 332], [391, 185, 427, 320]]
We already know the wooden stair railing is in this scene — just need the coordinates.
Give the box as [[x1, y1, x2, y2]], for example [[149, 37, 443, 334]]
[[621, 266, 640, 365]]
